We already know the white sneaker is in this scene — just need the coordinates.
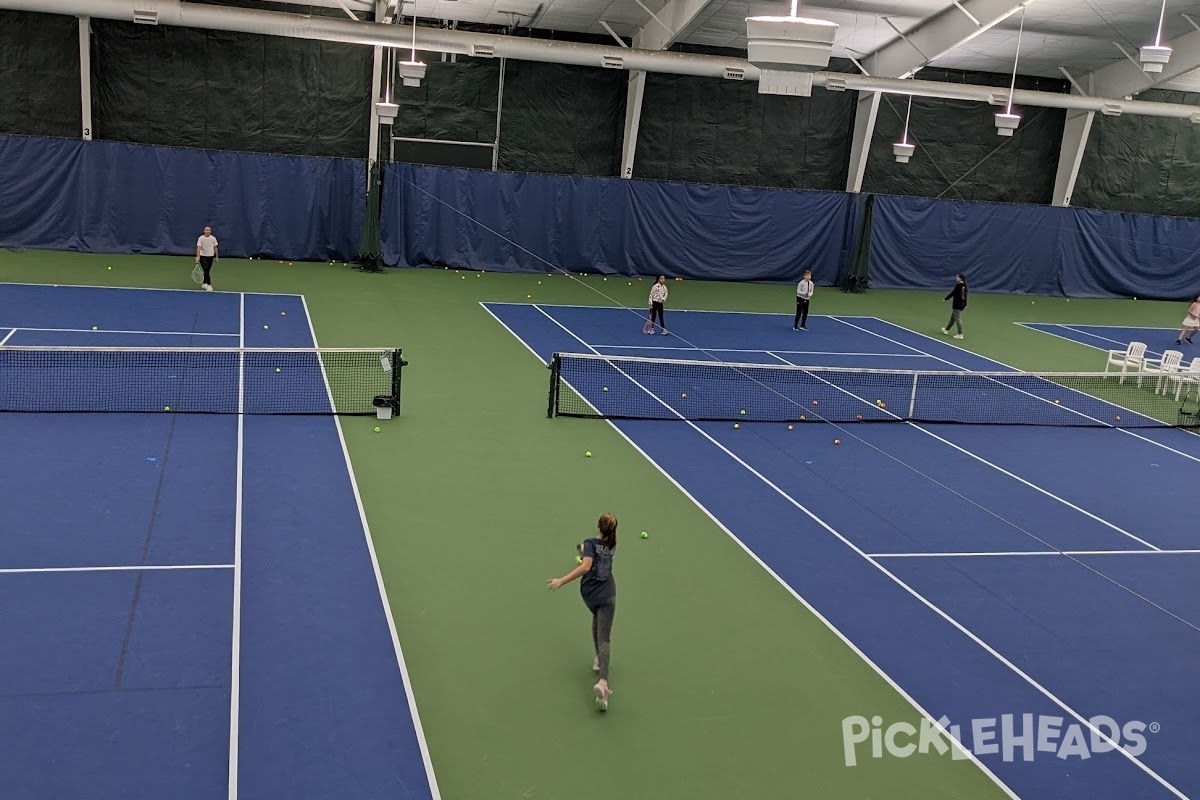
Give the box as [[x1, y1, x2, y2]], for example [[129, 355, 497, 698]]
[[593, 681, 611, 712], [953, 334, 964, 340], [592, 658, 599, 673], [661, 330, 668, 335], [204, 284, 213, 292], [940, 328, 949, 335]]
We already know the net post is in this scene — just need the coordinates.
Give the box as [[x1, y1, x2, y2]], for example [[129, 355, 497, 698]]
[[907, 373, 918, 420], [390, 348, 403, 414], [548, 353, 560, 418]]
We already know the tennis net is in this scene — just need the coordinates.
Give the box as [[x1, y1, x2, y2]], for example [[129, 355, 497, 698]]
[[548, 352, 1200, 429], [0, 346, 405, 415]]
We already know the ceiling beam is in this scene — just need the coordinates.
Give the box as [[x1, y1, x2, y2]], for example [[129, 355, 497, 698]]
[[1087, 27, 1200, 99], [631, 0, 714, 52], [863, 0, 1032, 79]]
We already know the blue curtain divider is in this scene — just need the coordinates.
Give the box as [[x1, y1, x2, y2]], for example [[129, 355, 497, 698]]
[[0, 135, 365, 262], [382, 163, 855, 285]]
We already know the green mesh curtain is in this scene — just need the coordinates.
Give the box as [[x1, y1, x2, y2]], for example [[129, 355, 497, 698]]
[[357, 161, 383, 272], [844, 194, 875, 293]]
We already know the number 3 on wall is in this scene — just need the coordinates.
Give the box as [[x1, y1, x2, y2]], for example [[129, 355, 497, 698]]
[[83, 127, 91, 140]]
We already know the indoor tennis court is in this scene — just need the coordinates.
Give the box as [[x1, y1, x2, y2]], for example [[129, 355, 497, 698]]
[[486, 301, 1200, 799], [5, 0, 1200, 797], [0, 282, 434, 799]]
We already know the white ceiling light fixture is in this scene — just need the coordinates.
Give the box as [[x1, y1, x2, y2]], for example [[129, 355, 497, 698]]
[[746, 1, 839, 97], [397, 0, 428, 88], [893, 95, 916, 163], [995, 4, 1027, 137], [1141, 0, 1173, 73]]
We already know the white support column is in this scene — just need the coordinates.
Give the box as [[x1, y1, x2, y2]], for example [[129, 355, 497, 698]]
[[1052, 109, 1094, 207], [493, 57, 506, 171], [78, 16, 92, 140], [620, 70, 647, 179], [845, 91, 881, 193]]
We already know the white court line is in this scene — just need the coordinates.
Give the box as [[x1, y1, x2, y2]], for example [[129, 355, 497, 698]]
[[300, 296, 442, 800], [228, 294, 245, 800], [0, 280, 302, 298], [837, 316, 1200, 462], [1015, 322, 1169, 359], [484, 300, 878, 319], [0, 328, 14, 347], [0, 563, 234, 574], [481, 302, 1015, 797], [1054, 323, 1179, 331], [765, 349, 1159, 551], [0, 325, 238, 338], [1024, 322, 1180, 361], [529, 303, 1187, 798], [870, 550, 1200, 559], [592, 344, 932, 357]]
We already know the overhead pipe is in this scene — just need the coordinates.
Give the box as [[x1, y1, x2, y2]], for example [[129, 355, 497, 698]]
[[4, 0, 1200, 121]]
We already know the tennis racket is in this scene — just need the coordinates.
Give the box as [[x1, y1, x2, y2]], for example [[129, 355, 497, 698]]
[[642, 312, 654, 334], [192, 261, 204, 284]]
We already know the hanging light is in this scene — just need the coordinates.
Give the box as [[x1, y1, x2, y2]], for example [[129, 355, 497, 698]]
[[397, 0, 428, 88], [1141, 0, 1173, 73], [893, 94, 916, 163], [995, 5, 1026, 137]]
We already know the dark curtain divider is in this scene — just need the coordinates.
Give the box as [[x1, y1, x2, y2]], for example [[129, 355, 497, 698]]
[[0, 135, 365, 262], [382, 163, 855, 284]]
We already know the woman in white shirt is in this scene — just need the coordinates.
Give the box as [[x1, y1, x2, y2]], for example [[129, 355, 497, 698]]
[[1175, 294, 1200, 345], [195, 226, 219, 291], [648, 275, 669, 335]]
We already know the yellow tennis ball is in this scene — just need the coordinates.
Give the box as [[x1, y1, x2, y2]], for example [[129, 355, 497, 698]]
[[787, 424, 794, 430], [163, 406, 170, 412], [374, 426, 381, 432], [733, 423, 740, 429], [585, 451, 592, 457]]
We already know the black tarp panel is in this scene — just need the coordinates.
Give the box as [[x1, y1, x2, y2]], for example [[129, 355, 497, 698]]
[[863, 69, 1067, 205], [635, 57, 857, 190], [0, 11, 82, 138], [497, 61, 625, 177], [392, 57, 500, 146], [1072, 89, 1200, 218], [91, 19, 370, 158]]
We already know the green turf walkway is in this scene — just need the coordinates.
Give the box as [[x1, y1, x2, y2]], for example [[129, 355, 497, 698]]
[[2, 250, 1188, 799]]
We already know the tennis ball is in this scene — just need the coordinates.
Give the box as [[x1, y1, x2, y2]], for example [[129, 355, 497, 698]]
[[262, 325, 268, 330], [527, 294, 532, 299], [280, 311, 286, 317], [288, 262, 293, 266], [787, 424, 794, 430], [576, 556, 583, 564], [461, 276, 466, 280], [107, 266, 112, 270], [585, 451, 592, 457], [799, 414, 806, 421], [811, 400, 818, 406], [537, 281, 542, 285], [275, 368, 281, 373], [856, 414, 863, 421], [834, 438, 841, 445], [1054, 399, 1060, 404], [681, 393, 687, 399], [602, 386, 608, 392], [1115, 415, 1121, 421], [91, 326, 98, 331], [641, 531, 648, 539], [733, 423, 740, 429], [374, 426, 381, 432], [739, 409, 746, 415], [163, 406, 170, 412]]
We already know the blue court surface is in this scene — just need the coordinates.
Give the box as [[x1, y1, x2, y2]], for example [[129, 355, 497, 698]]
[[0, 283, 437, 800], [1021, 322, 1200, 364], [485, 302, 1200, 800]]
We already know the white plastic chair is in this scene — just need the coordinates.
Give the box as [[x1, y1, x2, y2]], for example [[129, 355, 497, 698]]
[[1105, 342, 1147, 386], [1143, 349, 1183, 395], [1169, 357, 1200, 401]]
